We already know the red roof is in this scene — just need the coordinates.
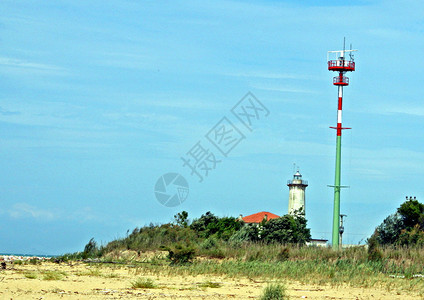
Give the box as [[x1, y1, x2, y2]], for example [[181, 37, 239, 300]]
[[242, 211, 280, 224]]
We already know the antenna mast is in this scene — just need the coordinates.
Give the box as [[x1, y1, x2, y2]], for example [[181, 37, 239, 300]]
[[327, 40, 357, 250]]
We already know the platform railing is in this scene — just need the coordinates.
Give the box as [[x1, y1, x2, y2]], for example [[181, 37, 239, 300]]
[[287, 180, 308, 185], [328, 60, 355, 70], [333, 76, 349, 84]]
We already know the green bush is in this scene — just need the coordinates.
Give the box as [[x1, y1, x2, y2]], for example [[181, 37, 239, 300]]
[[65, 211, 315, 262], [200, 236, 218, 250], [260, 283, 286, 300], [198, 281, 221, 288], [131, 277, 156, 289], [398, 198, 424, 230], [83, 238, 100, 259], [367, 235, 383, 261], [262, 214, 311, 244], [205, 248, 225, 259], [373, 213, 403, 245], [55, 252, 85, 262], [42, 270, 65, 280], [167, 244, 196, 265], [277, 247, 290, 262], [24, 272, 38, 279], [190, 212, 242, 240], [174, 211, 189, 227], [371, 198, 424, 246], [228, 223, 261, 244], [398, 225, 424, 246], [29, 258, 40, 265]]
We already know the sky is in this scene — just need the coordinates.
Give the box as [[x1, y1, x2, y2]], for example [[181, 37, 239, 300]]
[[1, 0, 424, 255]]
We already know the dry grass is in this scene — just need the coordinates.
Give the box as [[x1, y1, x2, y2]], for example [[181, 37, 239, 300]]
[[41, 270, 67, 280], [1, 259, 422, 299], [131, 277, 157, 289], [198, 281, 222, 288], [23, 272, 38, 279], [115, 245, 424, 295]]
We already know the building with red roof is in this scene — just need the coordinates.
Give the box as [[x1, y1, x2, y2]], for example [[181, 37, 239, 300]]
[[241, 211, 280, 224]]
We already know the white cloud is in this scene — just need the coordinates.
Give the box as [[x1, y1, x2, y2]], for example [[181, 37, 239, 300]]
[[102, 112, 179, 123], [352, 102, 424, 117], [6, 203, 108, 224], [252, 83, 317, 94], [70, 207, 103, 223], [0, 106, 20, 116], [95, 52, 155, 70], [140, 98, 228, 110], [8, 203, 57, 221], [349, 147, 424, 180], [383, 105, 424, 117], [0, 57, 64, 73], [220, 70, 319, 81]]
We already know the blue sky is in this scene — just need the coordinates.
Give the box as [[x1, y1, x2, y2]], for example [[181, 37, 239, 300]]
[[1, 0, 424, 255]]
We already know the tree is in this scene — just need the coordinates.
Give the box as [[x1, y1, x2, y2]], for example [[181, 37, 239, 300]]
[[190, 212, 242, 240], [397, 224, 424, 246], [190, 211, 219, 237], [83, 238, 99, 258], [370, 198, 424, 246], [373, 213, 403, 245], [214, 217, 243, 240], [174, 211, 189, 228], [262, 214, 311, 244], [229, 223, 261, 243], [397, 199, 424, 230]]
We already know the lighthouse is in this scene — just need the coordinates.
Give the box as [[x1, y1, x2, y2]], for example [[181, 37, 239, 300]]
[[287, 171, 308, 215]]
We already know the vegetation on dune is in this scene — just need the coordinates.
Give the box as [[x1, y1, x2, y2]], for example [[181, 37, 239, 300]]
[[371, 198, 424, 246], [118, 246, 424, 295], [41, 270, 67, 281], [60, 210, 311, 262], [164, 243, 196, 265], [260, 283, 286, 300], [198, 281, 222, 288], [131, 277, 156, 289], [52, 203, 424, 295], [262, 214, 310, 244], [24, 272, 38, 279], [190, 212, 244, 240]]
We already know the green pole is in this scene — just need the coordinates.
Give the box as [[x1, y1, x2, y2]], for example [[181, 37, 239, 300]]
[[332, 134, 342, 250]]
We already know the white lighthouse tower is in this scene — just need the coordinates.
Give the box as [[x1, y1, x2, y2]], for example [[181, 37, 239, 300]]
[[287, 170, 308, 215]]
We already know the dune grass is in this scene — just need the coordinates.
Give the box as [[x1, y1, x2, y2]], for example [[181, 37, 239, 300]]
[[60, 235, 424, 297], [113, 245, 424, 296], [131, 277, 157, 289], [24, 271, 38, 279], [198, 280, 222, 288], [41, 270, 67, 281], [75, 268, 102, 277], [260, 283, 286, 300]]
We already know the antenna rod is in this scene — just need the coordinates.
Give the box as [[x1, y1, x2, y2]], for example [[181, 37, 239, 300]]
[[343, 37, 346, 57], [327, 42, 357, 250]]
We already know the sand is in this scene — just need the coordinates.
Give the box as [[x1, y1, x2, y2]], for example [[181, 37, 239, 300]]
[[0, 261, 421, 299]]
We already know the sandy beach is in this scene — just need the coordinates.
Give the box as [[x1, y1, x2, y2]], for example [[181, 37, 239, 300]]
[[0, 257, 421, 299]]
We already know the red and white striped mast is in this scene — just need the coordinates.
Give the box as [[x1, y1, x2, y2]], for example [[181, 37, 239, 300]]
[[327, 41, 357, 250]]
